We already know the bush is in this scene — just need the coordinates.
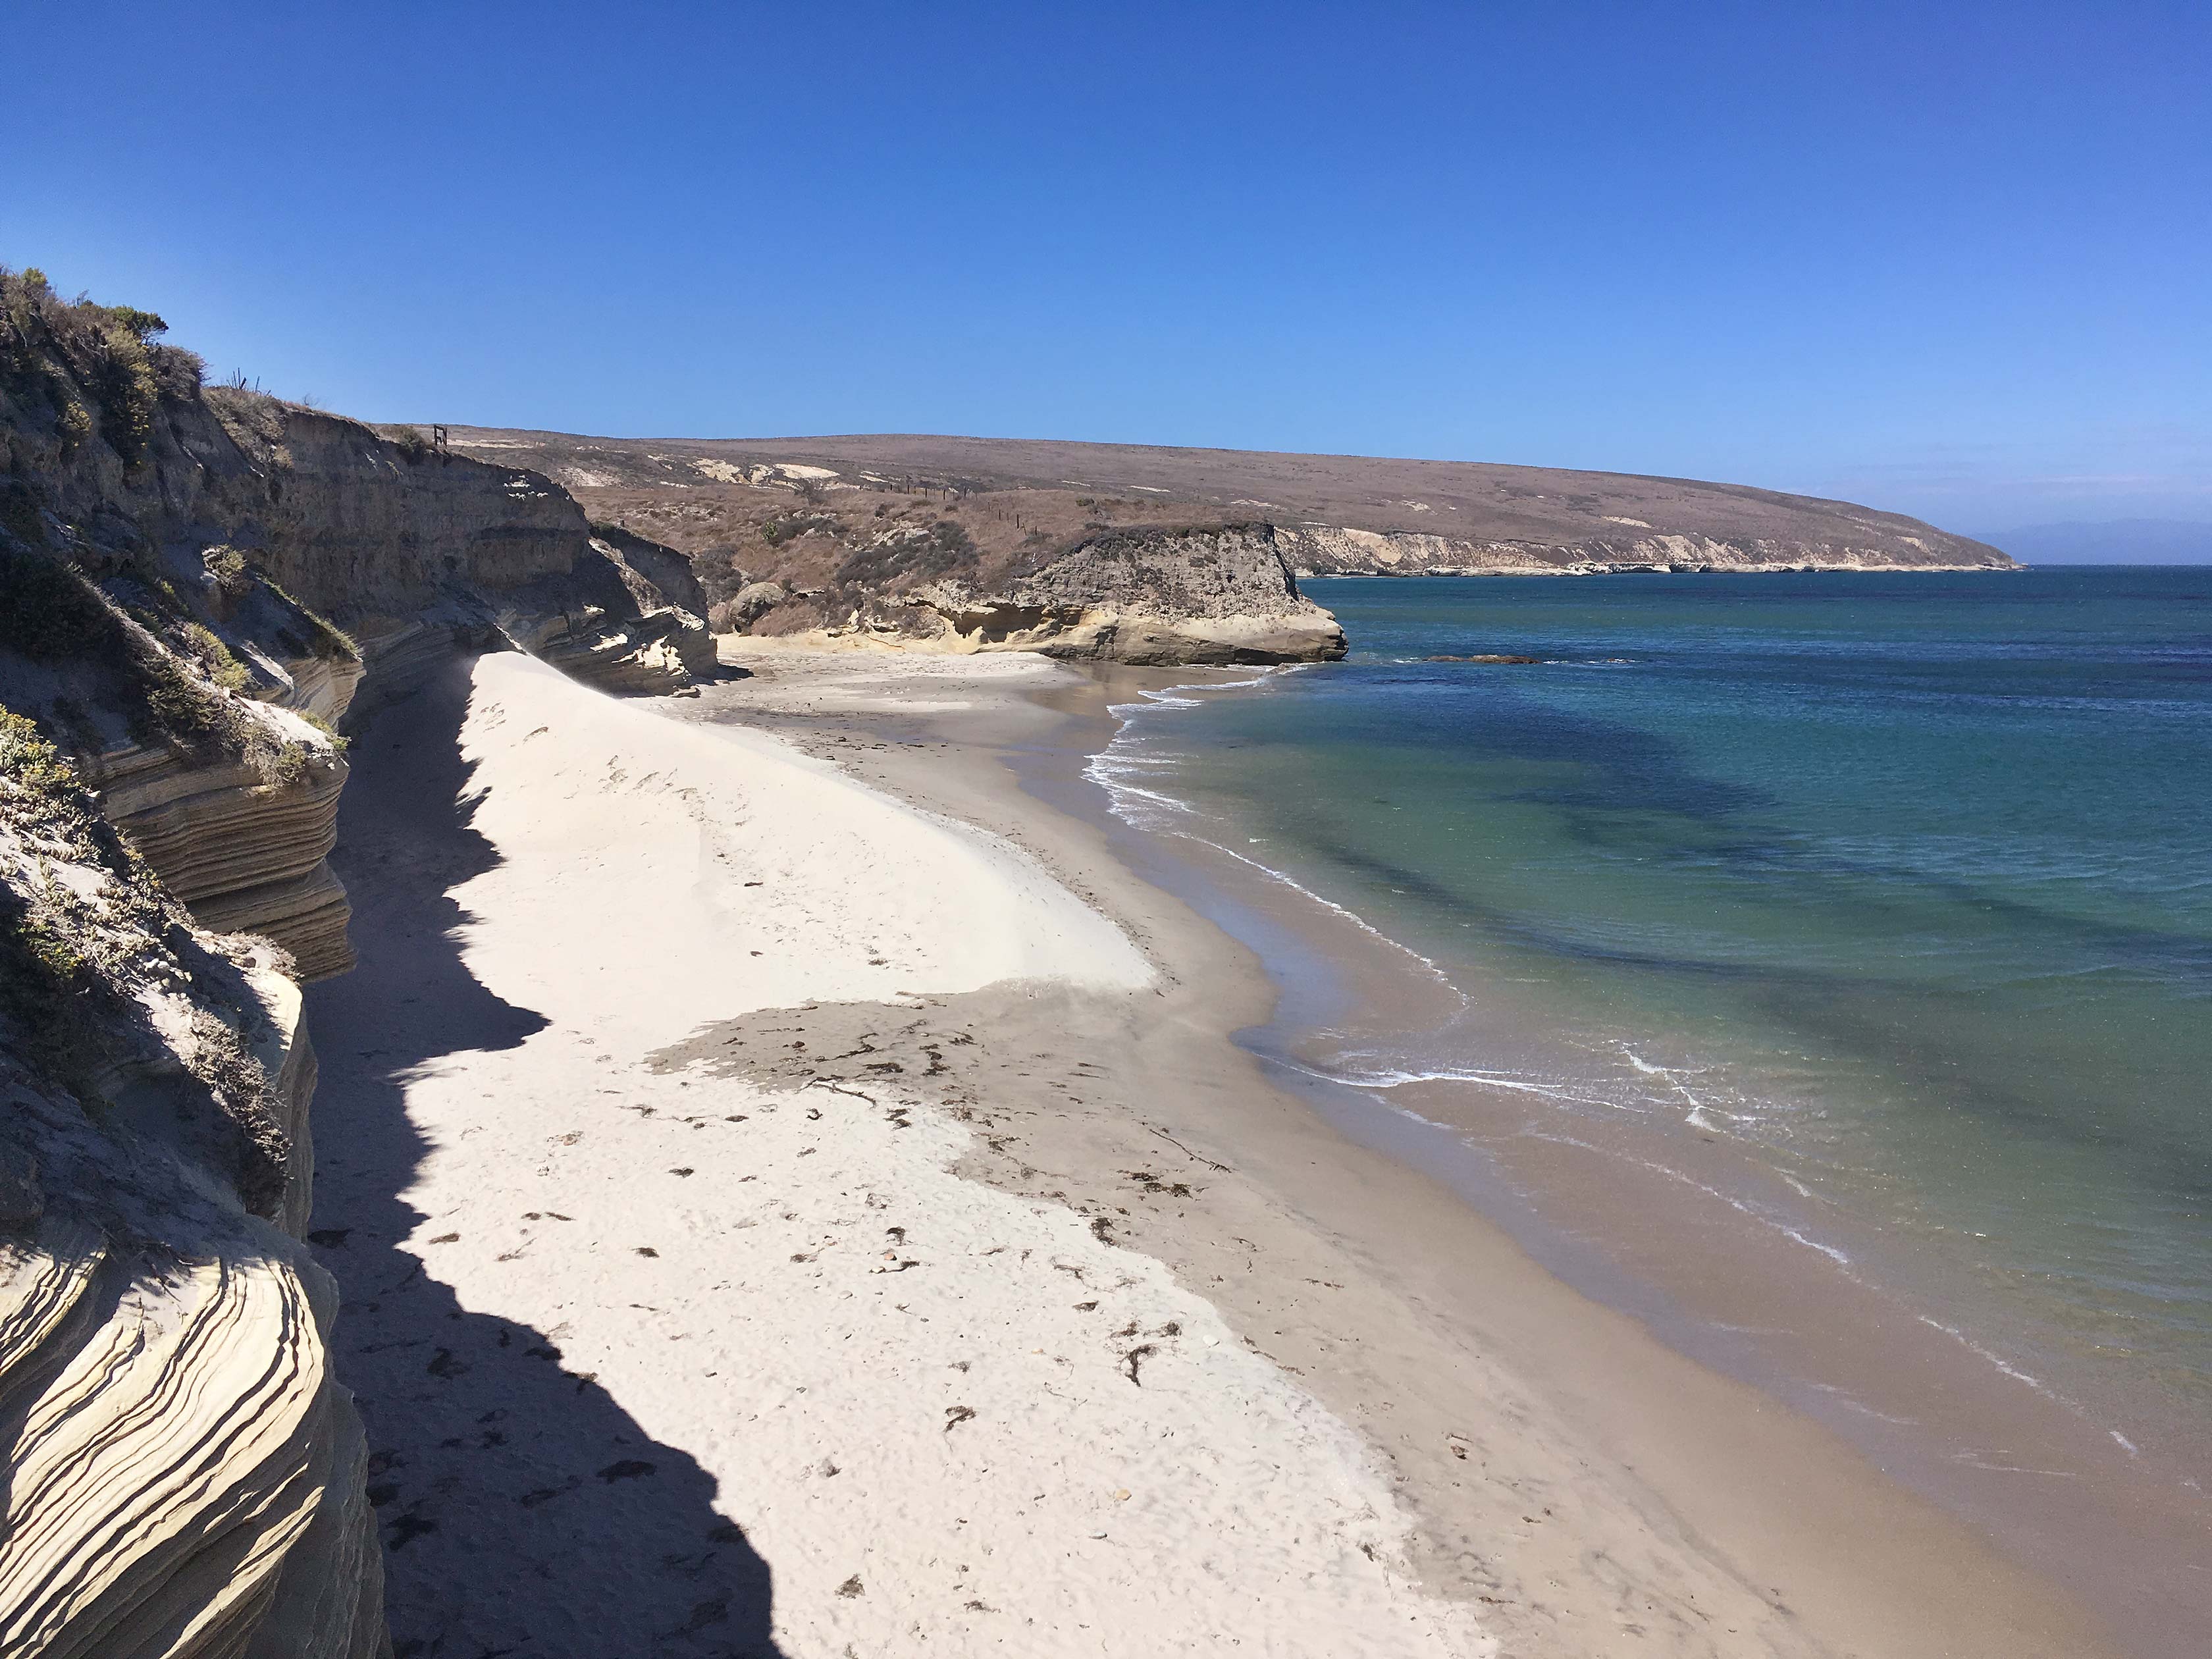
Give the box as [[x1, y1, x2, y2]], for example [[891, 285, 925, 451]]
[[86, 319, 161, 461], [0, 269, 199, 465], [205, 546, 251, 601], [835, 519, 978, 587], [0, 481, 49, 550], [134, 648, 238, 756], [253, 569, 359, 662], [181, 622, 252, 691], [387, 425, 432, 462]]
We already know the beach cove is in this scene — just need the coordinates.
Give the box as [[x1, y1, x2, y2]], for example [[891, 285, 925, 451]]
[[300, 639, 2146, 1657]]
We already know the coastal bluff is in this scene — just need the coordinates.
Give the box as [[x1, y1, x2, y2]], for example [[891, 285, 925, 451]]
[[0, 269, 714, 1656], [440, 427, 2014, 657]]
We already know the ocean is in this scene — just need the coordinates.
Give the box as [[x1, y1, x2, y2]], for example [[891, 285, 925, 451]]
[[1086, 567, 2211, 1512]]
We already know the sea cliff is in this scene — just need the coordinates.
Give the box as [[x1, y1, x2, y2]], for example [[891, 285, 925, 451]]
[[0, 268, 712, 1656]]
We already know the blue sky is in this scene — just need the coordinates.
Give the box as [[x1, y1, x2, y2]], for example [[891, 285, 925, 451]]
[[7, 1, 2206, 533]]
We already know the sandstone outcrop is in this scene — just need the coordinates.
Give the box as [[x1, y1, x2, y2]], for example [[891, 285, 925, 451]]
[[3, 274, 710, 978], [0, 267, 712, 1658], [903, 523, 1346, 664], [0, 711, 381, 1658]]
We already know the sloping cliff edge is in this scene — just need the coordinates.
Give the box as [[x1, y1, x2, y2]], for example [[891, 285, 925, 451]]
[[0, 269, 711, 1657]]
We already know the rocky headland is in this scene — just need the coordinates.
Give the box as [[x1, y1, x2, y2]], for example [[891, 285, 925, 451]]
[[438, 427, 2015, 658]]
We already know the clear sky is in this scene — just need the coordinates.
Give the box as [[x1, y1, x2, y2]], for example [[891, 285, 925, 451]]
[[7, 1, 2206, 534]]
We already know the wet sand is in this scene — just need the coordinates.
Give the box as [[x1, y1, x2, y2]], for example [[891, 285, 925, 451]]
[[681, 641, 2140, 1657]]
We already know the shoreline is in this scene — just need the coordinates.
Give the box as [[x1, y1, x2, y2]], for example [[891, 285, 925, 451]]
[[299, 639, 2141, 1655], [1068, 649, 2211, 1646], [304, 648, 1490, 1656], [693, 642, 2135, 1656]]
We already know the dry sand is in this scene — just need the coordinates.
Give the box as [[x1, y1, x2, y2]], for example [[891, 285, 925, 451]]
[[304, 644, 2122, 1658]]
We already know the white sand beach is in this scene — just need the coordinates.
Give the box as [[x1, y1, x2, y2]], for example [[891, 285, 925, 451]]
[[303, 646, 2119, 1658]]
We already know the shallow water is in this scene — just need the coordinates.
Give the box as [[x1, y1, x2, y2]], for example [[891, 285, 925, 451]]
[[1088, 568, 2212, 1462]]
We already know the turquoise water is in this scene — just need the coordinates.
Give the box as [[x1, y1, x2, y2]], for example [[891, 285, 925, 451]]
[[1090, 569, 2212, 1436]]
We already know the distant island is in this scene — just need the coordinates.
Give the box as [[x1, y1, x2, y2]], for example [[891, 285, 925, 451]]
[[1970, 519, 2212, 565]]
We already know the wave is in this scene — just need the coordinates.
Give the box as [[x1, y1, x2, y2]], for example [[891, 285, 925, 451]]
[[1084, 670, 1467, 997]]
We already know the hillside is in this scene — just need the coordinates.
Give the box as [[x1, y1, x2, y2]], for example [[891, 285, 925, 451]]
[[442, 429, 2015, 635]]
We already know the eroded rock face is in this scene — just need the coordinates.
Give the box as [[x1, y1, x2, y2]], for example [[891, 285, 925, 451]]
[[88, 719, 356, 982], [3, 335, 710, 980], [0, 717, 381, 1658], [888, 525, 1348, 664], [0, 276, 711, 1659]]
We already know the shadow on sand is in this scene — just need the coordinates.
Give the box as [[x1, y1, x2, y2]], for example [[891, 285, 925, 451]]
[[303, 656, 785, 1659]]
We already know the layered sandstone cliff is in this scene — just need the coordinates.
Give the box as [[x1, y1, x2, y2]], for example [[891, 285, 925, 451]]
[[0, 268, 711, 1657], [0, 711, 382, 1659], [898, 523, 1346, 663], [2, 278, 709, 977]]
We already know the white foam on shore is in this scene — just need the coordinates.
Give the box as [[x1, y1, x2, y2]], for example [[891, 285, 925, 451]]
[[1914, 1315, 2057, 1398], [1086, 670, 1467, 1000]]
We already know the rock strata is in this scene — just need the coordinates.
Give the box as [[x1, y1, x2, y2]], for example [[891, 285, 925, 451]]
[[905, 524, 1346, 664], [0, 267, 711, 1658], [3, 275, 710, 976], [0, 711, 380, 1658]]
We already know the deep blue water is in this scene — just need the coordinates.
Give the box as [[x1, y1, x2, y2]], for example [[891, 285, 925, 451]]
[[1091, 568, 2212, 1417]]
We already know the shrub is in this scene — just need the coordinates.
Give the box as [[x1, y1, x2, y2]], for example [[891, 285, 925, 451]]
[[299, 709, 348, 753], [205, 545, 251, 600], [0, 709, 116, 1088], [253, 570, 359, 661], [103, 305, 168, 342], [150, 344, 205, 399], [388, 425, 432, 462], [0, 271, 199, 465], [0, 481, 49, 549], [134, 648, 238, 756], [99, 331, 157, 458], [182, 622, 252, 691], [835, 519, 978, 587]]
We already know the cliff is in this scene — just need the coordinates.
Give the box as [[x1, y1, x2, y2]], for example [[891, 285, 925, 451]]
[[1, 272, 710, 978], [0, 711, 382, 1658], [444, 433, 1363, 664], [903, 523, 1346, 663], [0, 268, 710, 1656]]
